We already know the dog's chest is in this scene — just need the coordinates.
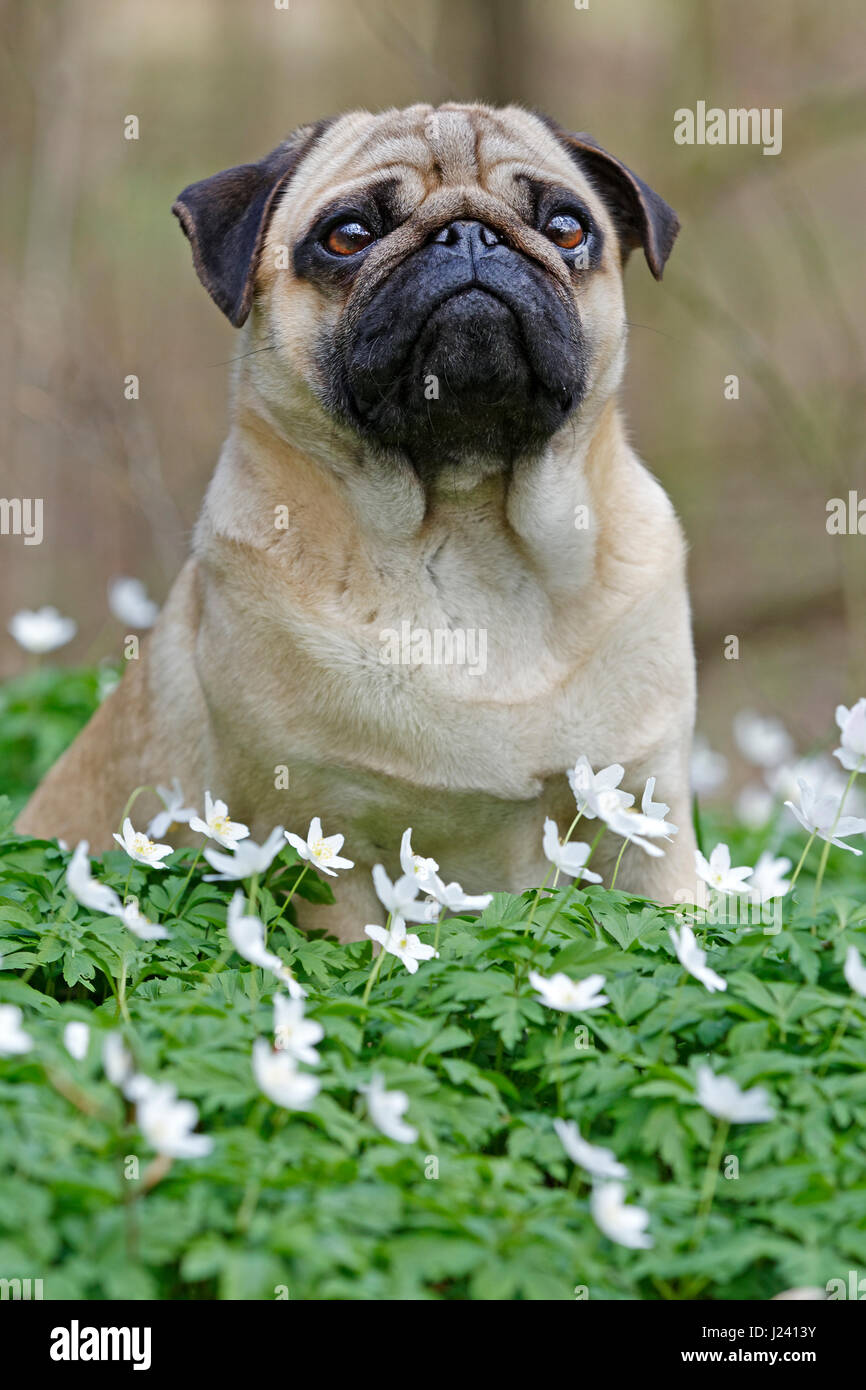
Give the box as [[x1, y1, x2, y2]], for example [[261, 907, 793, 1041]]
[[261, 576, 637, 806], [202, 513, 679, 866]]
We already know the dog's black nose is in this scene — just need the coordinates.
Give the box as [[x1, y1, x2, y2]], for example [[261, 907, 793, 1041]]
[[430, 219, 502, 252]]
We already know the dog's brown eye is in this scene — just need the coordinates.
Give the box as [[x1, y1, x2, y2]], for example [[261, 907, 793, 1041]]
[[325, 221, 374, 256], [543, 213, 585, 250]]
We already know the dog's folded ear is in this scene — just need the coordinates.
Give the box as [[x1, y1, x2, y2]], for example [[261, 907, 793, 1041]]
[[172, 119, 331, 326], [551, 125, 679, 280]]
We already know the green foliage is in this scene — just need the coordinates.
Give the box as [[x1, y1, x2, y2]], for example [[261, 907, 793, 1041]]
[[0, 665, 107, 812], [1, 671, 865, 1300], [1, 811, 865, 1299]]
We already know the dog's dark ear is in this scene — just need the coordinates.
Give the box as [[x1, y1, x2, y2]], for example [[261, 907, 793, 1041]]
[[172, 119, 332, 326], [551, 126, 679, 279]]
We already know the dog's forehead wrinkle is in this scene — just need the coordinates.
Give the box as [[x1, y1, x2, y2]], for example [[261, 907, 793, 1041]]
[[423, 106, 480, 183], [356, 133, 431, 168]]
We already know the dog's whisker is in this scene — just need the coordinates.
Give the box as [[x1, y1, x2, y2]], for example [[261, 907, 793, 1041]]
[[624, 320, 678, 341], [206, 345, 278, 368]]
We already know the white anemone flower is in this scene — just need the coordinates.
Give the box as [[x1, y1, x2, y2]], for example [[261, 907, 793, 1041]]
[[695, 1065, 775, 1124], [273, 995, 323, 1064], [285, 817, 354, 877], [102, 1032, 133, 1088], [528, 969, 608, 1013], [8, 605, 76, 654], [136, 1081, 213, 1158], [147, 778, 197, 839], [429, 875, 492, 914], [203, 826, 285, 881], [749, 852, 791, 903], [785, 778, 866, 854], [108, 577, 160, 630], [669, 922, 726, 993], [769, 754, 854, 806], [190, 791, 249, 851], [542, 818, 603, 882], [591, 1182, 653, 1249], [66, 841, 123, 915], [226, 891, 301, 994], [372, 863, 439, 924], [253, 1037, 320, 1110], [834, 699, 866, 772], [360, 1072, 417, 1144], [0, 1005, 33, 1056], [736, 783, 776, 829], [124, 1074, 158, 1104], [733, 710, 794, 769], [112, 818, 173, 869], [281, 972, 307, 1001], [695, 843, 753, 894], [365, 917, 438, 974], [843, 945, 866, 998], [640, 778, 679, 839], [399, 828, 440, 893], [63, 1021, 90, 1061], [567, 756, 633, 818], [691, 736, 728, 796], [598, 791, 671, 858], [118, 897, 169, 941], [553, 1118, 629, 1180]]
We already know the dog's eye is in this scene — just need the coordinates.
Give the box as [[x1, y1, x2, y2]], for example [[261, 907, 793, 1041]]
[[543, 213, 585, 250], [324, 221, 375, 256]]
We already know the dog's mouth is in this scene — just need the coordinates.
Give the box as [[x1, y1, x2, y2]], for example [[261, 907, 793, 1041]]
[[333, 221, 587, 473]]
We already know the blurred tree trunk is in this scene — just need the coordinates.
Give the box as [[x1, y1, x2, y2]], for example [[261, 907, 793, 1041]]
[[433, 0, 532, 105]]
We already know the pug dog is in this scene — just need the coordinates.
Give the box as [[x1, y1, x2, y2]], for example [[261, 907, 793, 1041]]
[[17, 103, 697, 940]]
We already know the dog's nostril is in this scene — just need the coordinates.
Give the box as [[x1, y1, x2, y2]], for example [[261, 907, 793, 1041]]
[[431, 224, 461, 246], [430, 219, 503, 250]]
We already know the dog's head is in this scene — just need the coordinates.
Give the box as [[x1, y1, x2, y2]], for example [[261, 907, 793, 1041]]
[[174, 104, 678, 478]]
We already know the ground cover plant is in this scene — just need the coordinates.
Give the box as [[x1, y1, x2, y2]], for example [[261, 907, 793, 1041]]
[[1, 668, 865, 1300]]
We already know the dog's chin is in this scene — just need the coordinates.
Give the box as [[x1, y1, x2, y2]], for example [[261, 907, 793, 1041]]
[[360, 290, 579, 476], [337, 261, 586, 480]]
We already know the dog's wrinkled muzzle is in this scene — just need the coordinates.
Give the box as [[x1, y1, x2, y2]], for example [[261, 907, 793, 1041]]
[[340, 217, 586, 470]]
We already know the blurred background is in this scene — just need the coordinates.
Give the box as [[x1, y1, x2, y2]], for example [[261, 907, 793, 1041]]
[[1, 0, 865, 806]]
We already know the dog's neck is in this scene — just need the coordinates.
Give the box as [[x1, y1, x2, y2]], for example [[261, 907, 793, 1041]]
[[195, 378, 637, 614]]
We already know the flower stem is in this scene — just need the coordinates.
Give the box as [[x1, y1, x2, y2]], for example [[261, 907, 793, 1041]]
[[563, 811, 583, 843], [690, 1118, 730, 1248], [812, 761, 862, 909], [116, 785, 157, 837], [522, 865, 554, 937], [361, 948, 386, 1007], [520, 884, 579, 986], [819, 1001, 853, 1077], [555, 1013, 567, 1112], [167, 846, 203, 917], [582, 825, 606, 868], [609, 838, 629, 890], [787, 830, 817, 891], [361, 912, 392, 1007], [433, 908, 444, 958], [116, 954, 131, 1024], [266, 864, 310, 943]]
